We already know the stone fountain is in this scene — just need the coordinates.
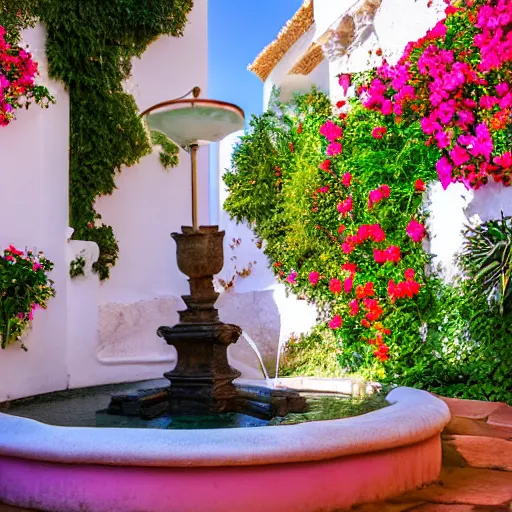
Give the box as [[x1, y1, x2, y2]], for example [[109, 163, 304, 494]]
[[101, 88, 306, 425]]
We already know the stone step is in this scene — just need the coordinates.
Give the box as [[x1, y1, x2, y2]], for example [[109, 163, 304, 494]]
[[443, 435, 512, 471], [391, 467, 512, 508]]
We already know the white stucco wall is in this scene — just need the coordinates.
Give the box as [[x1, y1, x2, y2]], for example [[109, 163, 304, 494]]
[[0, 3, 215, 402], [0, 25, 70, 401]]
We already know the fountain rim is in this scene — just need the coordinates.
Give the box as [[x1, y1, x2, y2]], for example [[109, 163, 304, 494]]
[[0, 387, 450, 468]]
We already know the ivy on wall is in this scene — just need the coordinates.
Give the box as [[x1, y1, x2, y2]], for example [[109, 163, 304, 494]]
[[1, 0, 191, 280]]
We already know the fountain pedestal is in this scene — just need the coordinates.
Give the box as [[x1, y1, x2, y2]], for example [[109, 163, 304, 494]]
[[158, 226, 242, 414], [102, 226, 307, 424]]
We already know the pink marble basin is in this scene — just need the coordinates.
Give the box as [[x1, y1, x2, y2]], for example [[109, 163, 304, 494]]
[[0, 387, 450, 512]]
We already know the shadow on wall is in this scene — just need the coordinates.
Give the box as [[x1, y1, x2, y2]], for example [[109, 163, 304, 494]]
[[218, 289, 281, 379], [96, 289, 284, 381]]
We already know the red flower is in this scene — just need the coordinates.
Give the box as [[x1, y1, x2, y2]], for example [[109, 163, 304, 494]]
[[372, 126, 387, 139], [404, 268, 415, 281], [356, 285, 366, 299], [364, 282, 375, 296], [361, 318, 371, 328], [297, 123, 303, 134], [338, 225, 346, 234], [329, 278, 343, 294], [374, 344, 390, 361], [414, 179, 426, 192], [336, 100, 346, 109], [319, 160, 331, 172], [342, 262, 357, 274], [288, 142, 295, 153]]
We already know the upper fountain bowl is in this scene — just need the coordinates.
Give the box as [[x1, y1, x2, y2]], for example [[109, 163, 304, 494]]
[[142, 98, 245, 148]]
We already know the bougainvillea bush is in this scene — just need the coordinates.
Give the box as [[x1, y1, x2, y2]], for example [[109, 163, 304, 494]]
[[0, 246, 55, 350], [362, 0, 512, 190], [0, 25, 54, 126], [224, 89, 440, 381], [225, 0, 512, 402]]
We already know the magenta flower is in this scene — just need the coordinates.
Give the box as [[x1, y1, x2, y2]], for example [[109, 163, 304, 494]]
[[338, 74, 351, 95], [436, 157, 453, 190], [328, 315, 343, 330], [337, 196, 353, 215], [435, 131, 451, 149], [406, 219, 426, 243], [341, 172, 352, 187], [327, 142, 343, 156], [349, 300, 359, 317], [319, 121, 343, 142], [308, 271, 320, 286], [449, 145, 470, 167], [286, 271, 297, 284]]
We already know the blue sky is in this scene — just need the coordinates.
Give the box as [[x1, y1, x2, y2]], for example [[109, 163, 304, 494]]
[[207, 0, 303, 221], [208, 0, 304, 124]]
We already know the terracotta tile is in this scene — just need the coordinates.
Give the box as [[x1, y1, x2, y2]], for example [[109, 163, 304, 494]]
[[394, 467, 512, 506], [488, 405, 512, 431], [409, 505, 476, 511], [443, 435, 512, 471], [433, 396, 504, 420], [351, 502, 424, 511], [444, 417, 512, 439]]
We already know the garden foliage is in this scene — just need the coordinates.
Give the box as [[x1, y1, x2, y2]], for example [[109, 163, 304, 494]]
[[225, 0, 512, 402]]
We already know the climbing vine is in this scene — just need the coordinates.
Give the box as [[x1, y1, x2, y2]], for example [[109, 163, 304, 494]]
[[1, 0, 192, 280]]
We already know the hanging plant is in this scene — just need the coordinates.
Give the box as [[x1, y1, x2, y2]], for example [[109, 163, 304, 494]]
[[0, 24, 54, 126], [0, 245, 55, 350]]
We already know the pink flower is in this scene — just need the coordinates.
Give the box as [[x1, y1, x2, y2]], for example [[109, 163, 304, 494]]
[[341, 172, 352, 187], [33, 262, 43, 272], [372, 126, 387, 139], [349, 299, 359, 317], [406, 219, 426, 242], [286, 271, 297, 284], [329, 315, 343, 330], [327, 142, 343, 156], [308, 271, 320, 286], [319, 121, 343, 142], [343, 277, 354, 294]]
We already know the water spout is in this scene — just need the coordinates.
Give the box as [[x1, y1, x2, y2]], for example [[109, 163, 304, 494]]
[[241, 331, 272, 387]]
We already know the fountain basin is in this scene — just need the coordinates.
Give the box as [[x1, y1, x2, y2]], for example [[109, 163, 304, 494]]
[[0, 386, 449, 512]]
